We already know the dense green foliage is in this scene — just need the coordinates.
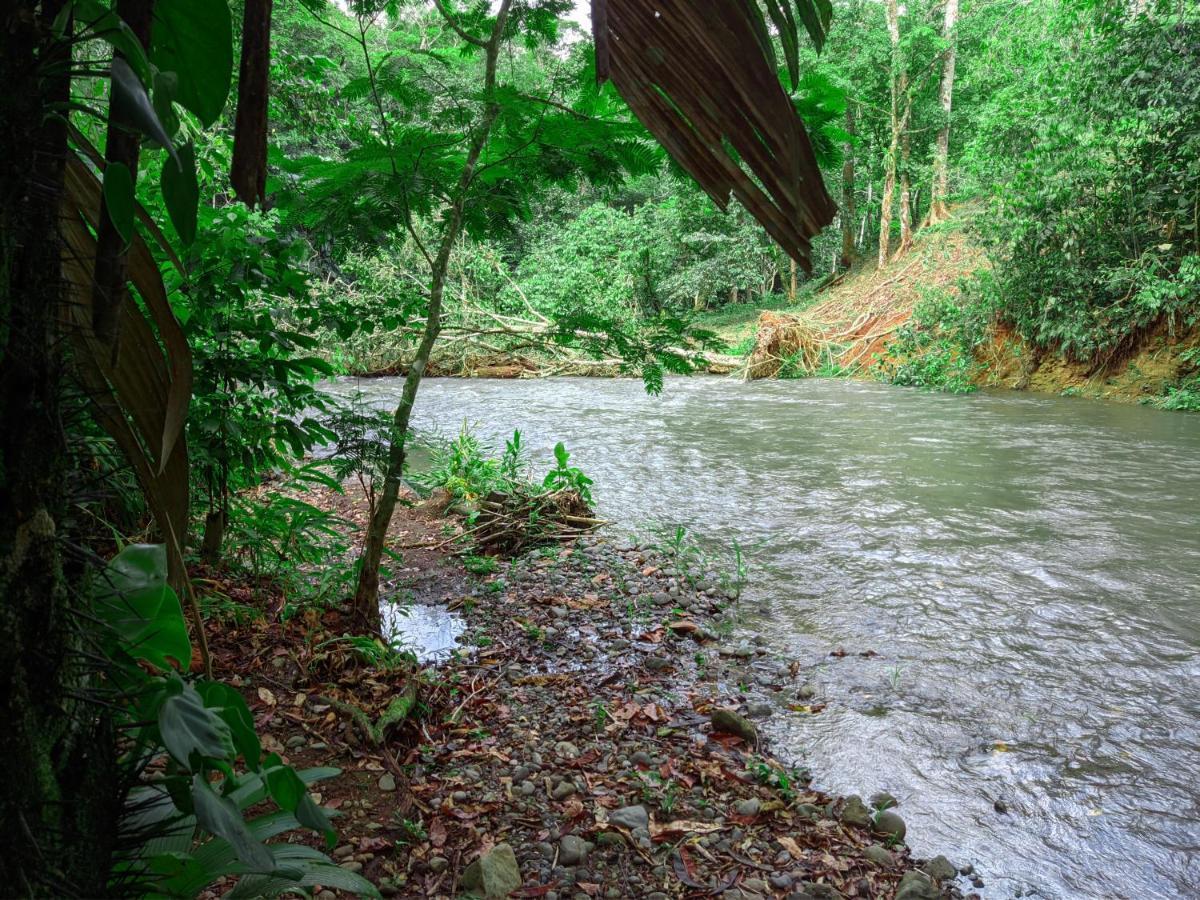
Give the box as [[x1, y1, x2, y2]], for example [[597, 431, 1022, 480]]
[[965, 1, 1200, 361], [4, 0, 1198, 894]]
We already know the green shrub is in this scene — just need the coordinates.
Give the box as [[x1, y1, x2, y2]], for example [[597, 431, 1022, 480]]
[[875, 282, 996, 393], [96, 545, 375, 898]]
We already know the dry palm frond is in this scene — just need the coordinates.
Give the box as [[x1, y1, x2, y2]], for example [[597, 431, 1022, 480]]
[[593, 0, 836, 271]]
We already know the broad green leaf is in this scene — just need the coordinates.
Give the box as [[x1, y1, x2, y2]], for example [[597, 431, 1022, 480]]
[[162, 142, 199, 246], [159, 681, 235, 765], [264, 763, 334, 841], [109, 58, 178, 163], [228, 846, 381, 899], [151, 0, 234, 126], [93, 544, 191, 670], [196, 681, 261, 771], [191, 773, 276, 873], [101, 161, 136, 246]]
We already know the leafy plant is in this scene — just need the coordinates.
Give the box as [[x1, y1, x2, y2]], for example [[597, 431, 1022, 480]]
[[95, 545, 375, 898], [542, 442, 595, 502], [224, 467, 354, 611]]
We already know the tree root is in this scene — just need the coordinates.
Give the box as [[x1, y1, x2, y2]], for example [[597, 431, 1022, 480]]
[[319, 679, 418, 747]]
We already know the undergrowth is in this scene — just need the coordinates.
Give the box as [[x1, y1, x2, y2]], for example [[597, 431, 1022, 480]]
[[1149, 346, 1200, 411], [874, 278, 998, 393]]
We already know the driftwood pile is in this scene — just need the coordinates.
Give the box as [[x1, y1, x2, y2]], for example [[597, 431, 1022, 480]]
[[743, 311, 823, 378], [474, 488, 604, 555]]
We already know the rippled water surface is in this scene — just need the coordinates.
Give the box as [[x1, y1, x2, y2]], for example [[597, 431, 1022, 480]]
[[330, 376, 1200, 899]]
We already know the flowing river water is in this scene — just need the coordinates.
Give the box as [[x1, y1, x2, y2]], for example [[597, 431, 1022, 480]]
[[328, 376, 1200, 899]]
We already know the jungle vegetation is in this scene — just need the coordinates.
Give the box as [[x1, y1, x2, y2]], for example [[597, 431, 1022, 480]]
[[0, 0, 1196, 895]]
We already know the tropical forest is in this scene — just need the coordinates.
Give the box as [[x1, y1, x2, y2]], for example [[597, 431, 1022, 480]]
[[2, 0, 1199, 898]]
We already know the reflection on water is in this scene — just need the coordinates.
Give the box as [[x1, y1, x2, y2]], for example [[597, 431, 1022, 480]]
[[382, 601, 465, 662], [326, 375, 1200, 899]]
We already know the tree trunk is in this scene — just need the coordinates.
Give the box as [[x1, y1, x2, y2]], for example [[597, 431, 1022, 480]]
[[230, 0, 273, 207], [201, 508, 227, 565], [897, 95, 913, 256], [352, 1, 514, 628], [839, 104, 857, 270], [929, 0, 959, 224], [1, 4, 119, 893], [878, 0, 901, 269]]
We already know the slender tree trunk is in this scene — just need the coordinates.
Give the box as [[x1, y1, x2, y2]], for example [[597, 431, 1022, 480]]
[[859, 178, 872, 248], [930, 0, 959, 224], [201, 509, 227, 565], [897, 95, 913, 256], [839, 104, 858, 269], [878, 0, 901, 268], [352, 2, 514, 627], [231, 0, 273, 207], [1, 4, 120, 893]]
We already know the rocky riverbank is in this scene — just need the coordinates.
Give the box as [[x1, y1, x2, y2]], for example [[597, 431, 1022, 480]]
[[204, 494, 971, 899]]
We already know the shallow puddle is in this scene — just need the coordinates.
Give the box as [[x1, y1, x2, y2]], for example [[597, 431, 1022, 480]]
[[382, 601, 466, 662]]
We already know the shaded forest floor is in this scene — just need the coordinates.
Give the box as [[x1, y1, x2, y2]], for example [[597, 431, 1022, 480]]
[[199, 490, 970, 899]]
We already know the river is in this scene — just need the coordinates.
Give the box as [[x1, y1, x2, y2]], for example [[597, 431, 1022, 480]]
[[327, 375, 1200, 899]]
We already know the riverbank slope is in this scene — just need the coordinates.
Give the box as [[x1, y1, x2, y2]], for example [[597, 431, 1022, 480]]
[[713, 210, 1200, 408]]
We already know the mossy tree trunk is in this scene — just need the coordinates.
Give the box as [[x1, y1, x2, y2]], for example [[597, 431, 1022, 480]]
[[0, 4, 119, 894]]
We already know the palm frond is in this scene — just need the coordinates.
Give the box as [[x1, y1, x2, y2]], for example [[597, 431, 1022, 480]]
[[592, 0, 836, 270]]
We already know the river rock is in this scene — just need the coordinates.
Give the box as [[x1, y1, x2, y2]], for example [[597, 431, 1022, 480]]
[[869, 791, 898, 810], [711, 708, 758, 744], [554, 741, 580, 759], [734, 798, 761, 817], [608, 805, 650, 830], [895, 870, 938, 900], [789, 882, 844, 900], [558, 834, 591, 865], [922, 855, 958, 882], [747, 701, 774, 718], [863, 844, 895, 867], [874, 809, 906, 841], [839, 795, 871, 828], [377, 773, 396, 792], [461, 843, 522, 898], [552, 781, 576, 800]]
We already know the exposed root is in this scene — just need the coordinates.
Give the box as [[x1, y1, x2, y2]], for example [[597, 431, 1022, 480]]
[[743, 312, 823, 378], [319, 679, 418, 747]]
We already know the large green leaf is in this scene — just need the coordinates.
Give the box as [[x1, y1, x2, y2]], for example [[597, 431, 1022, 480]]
[[162, 141, 199, 246], [151, 0, 234, 126], [159, 680, 235, 765], [264, 763, 334, 841], [109, 58, 178, 163], [94, 544, 191, 669], [101, 161, 136, 246], [196, 681, 261, 770], [191, 774, 276, 873], [228, 846, 381, 899]]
